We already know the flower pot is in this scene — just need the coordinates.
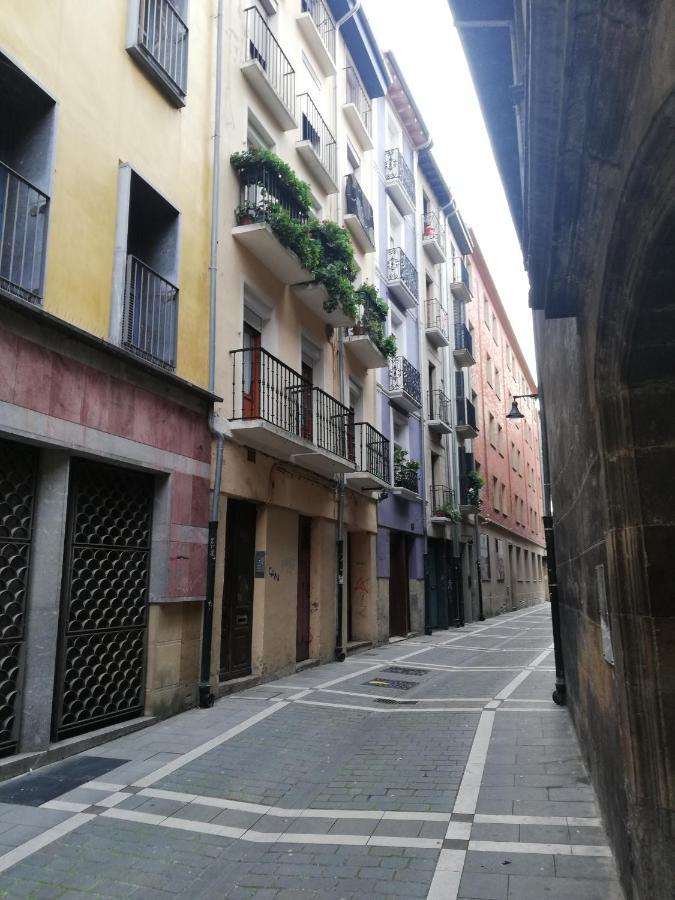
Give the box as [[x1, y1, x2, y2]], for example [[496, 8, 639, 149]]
[[237, 214, 255, 226]]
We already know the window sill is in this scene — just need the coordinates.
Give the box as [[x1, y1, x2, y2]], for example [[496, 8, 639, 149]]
[[127, 43, 187, 108]]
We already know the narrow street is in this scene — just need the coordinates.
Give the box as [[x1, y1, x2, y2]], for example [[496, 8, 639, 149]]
[[0, 605, 621, 899]]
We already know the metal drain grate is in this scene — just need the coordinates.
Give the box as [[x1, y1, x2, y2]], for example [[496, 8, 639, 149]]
[[365, 678, 417, 690], [375, 698, 418, 705], [385, 666, 429, 677]]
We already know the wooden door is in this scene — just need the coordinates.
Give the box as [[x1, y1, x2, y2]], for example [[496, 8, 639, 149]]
[[220, 500, 256, 680], [389, 533, 410, 637], [296, 516, 311, 662], [301, 361, 313, 441], [242, 323, 261, 419]]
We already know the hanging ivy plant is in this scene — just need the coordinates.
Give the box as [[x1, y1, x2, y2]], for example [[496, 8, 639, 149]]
[[354, 283, 398, 359]]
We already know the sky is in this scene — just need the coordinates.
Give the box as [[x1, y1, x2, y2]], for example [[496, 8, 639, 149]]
[[362, 0, 536, 372]]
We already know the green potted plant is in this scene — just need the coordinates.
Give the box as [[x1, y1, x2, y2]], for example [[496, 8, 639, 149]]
[[467, 470, 485, 507]]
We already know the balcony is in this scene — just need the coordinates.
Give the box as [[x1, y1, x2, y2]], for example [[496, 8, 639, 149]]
[[343, 67, 373, 151], [456, 396, 479, 440], [0, 162, 48, 305], [450, 256, 472, 302], [122, 256, 178, 370], [387, 357, 421, 413], [453, 323, 476, 367], [346, 422, 390, 491], [425, 300, 449, 348], [428, 390, 452, 435], [392, 458, 420, 501], [385, 148, 415, 216], [386, 247, 418, 309], [232, 161, 314, 285], [127, 0, 188, 107], [345, 291, 389, 369], [421, 211, 446, 264], [293, 283, 355, 327], [230, 347, 355, 476], [459, 474, 481, 514], [344, 174, 375, 253], [430, 486, 456, 524], [242, 7, 296, 130], [296, 93, 337, 194], [297, 0, 336, 77]]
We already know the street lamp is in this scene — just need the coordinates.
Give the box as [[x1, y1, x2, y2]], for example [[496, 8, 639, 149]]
[[506, 393, 539, 419]]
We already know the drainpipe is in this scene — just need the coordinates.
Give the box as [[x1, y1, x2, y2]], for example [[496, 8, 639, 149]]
[[335, 0, 361, 29], [199, 0, 225, 709]]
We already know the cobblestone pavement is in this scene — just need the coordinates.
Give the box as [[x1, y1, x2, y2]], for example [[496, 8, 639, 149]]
[[0, 605, 624, 899]]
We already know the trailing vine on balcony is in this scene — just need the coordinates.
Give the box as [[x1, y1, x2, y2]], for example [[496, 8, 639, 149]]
[[467, 470, 485, 507], [355, 283, 397, 359]]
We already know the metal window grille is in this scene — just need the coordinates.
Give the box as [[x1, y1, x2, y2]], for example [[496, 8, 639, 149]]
[[301, 0, 336, 59], [389, 356, 422, 407], [298, 93, 337, 184], [456, 396, 477, 431], [123, 255, 179, 370], [387, 247, 419, 301], [394, 459, 419, 493], [245, 6, 296, 119], [137, 0, 189, 95], [428, 390, 451, 426], [344, 173, 374, 246], [353, 422, 390, 483], [234, 160, 309, 225], [384, 148, 415, 204], [344, 66, 372, 135], [231, 346, 310, 436], [0, 162, 48, 304], [313, 387, 354, 462], [431, 485, 455, 516]]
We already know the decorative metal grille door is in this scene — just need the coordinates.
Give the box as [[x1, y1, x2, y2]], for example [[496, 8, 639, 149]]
[[53, 460, 153, 740], [0, 439, 37, 757]]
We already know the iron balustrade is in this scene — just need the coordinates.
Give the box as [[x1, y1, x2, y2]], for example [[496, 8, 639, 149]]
[[313, 387, 354, 462], [137, 0, 188, 95], [385, 148, 415, 205], [245, 7, 296, 119], [428, 390, 451, 426], [298, 93, 337, 184], [387, 247, 419, 301], [301, 0, 336, 60], [431, 485, 455, 517], [460, 474, 481, 508], [425, 300, 449, 339], [422, 210, 446, 248], [0, 161, 48, 304], [344, 67, 372, 135], [344, 173, 374, 246], [456, 396, 478, 431], [352, 422, 390, 484], [454, 322, 473, 356], [123, 255, 179, 370], [451, 255, 471, 292], [231, 346, 311, 436], [394, 459, 419, 493], [234, 160, 308, 224], [389, 356, 422, 407]]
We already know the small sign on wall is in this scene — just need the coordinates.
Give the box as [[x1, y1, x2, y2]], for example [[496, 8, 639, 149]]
[[254, 551, 266, 578]]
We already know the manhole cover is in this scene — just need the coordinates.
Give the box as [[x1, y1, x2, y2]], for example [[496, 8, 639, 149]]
[[385, 666, 429, 677], [375, 698, 418, 705], [365, 678, 417, 690]]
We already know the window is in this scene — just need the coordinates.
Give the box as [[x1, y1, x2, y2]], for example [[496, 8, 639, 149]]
[[488, 413, 496, 447], [497, 424, 504, 455], [495, 539, 505, 581], [483, 294, 490, 325], [501, 483, 509, 516], [247, 111, 274, 149], [480, 533, 491, 580], [486, 355, 493, 386], [491, 313, 497, 339], [302, 52, 321, 91], [506, 346, 511, 371], [495, 368, 501, 398], [492, 477, 500, 512], [126, 0, 189, 106], [514, 495, 519, 524], [511, 442, 517, 471]]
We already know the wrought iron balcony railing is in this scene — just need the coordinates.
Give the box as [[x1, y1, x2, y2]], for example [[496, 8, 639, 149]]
[[431, 485, 455, 518], [387, 247, 418, 301], [394, 461, 419, 494], [422, 210, 446, 247], [425, 300, 449, 339], [345, 173, 374, 246], [344, 66, 372, 135], [389, 356, 422, 407], [451, 256, 471, 292], [301, 0, 336, 60], [245, 6, 296, 118], [428, 390, 451, 426], [454, 322, 473, 356], [352, 422, 390, 484], [0, 161, 48, 304], [123, 255, 179, 370], [136, 0, 188, 96], [313, 387, 354, 462], [234, 160, 308, 225], [384, 148, 415, 205], [298, 93, 337, 184], [460, 474, 481, 508], [456, 396, 478, 431]]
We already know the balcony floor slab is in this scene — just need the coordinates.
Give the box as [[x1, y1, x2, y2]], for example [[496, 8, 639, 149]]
[[233, 223, 313, 285], [229, 419, 316, 461], [241, 59, 297, 131], [425, 326, 450, 348], [344, 334, 387, 369], [294, 283, 355, 326], [343, 102, 373, 151]]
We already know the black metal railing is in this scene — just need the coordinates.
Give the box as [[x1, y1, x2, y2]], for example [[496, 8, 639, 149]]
[[137, 0, 188, 94], [298, 93, 337, 184], [389, 356, 422, 407], [451, 256, 471, 293], [431, 485, 455, 517], [454, 322, 473, 356], [422, 210, 446, 249], [384, 148, 415, 205], [301, 0, 336, 60], [394, 461, 419, 493], [456, 396, 478, 432], [344, 66, 372, 136], [387, 247, 418, 301], [234, 160, 308, 224], [428, 390, 451, 426], [0, 162, 49, 304], [245, 7, 296, 118], [345, 173, 374, 246], [313, 387, 354, 462], [425, 300, 448, 339], [459, 474, 481, 508], [123, 255, 178, 370], [352, 422, 390, 484], [231, 346, 312, 435]]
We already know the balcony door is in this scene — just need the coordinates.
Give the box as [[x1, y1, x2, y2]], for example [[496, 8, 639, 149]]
[[389, 532, 410, 637], [242, 322, 261, 419], [220, 499, 256, 681], [296, 516, 311, 662]]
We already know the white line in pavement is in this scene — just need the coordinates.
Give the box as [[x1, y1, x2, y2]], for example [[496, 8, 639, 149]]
[[452, 711, 496, 815], [474, 814, 602, 827], [133, 700, 289, 788], [40, 800, 90, 813], [322, 689, 493, 702], [293, 699, 484, 714], [426, 848, 465, 900], [468, 840, 611, 857], [0, 813, 95, 874]]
